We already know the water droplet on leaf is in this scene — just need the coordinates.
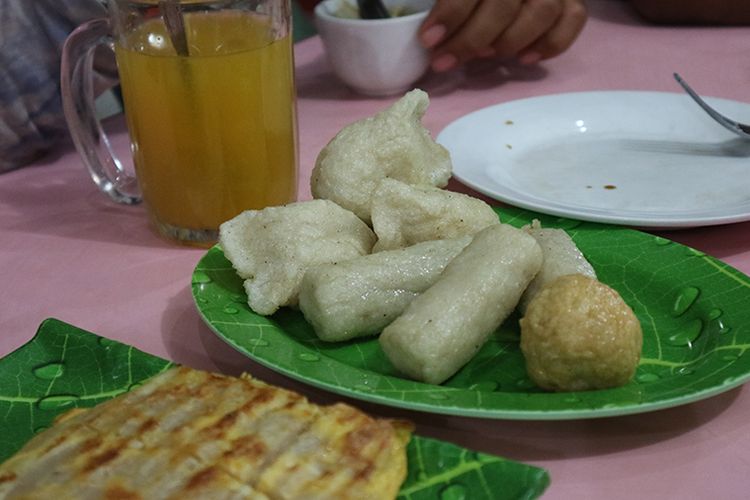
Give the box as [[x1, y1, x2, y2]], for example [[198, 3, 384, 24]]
[[37, 394, 80, 411], [707, 308, 722, 320], [636, 372, 660, 383], [667, 319, 702, 347], [671, 286, 700, 316], [192, 272, 212, 284], [716, 320, 732, 334], [32, 362, 65, 380]]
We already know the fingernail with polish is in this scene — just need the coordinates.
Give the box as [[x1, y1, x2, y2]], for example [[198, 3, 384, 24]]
[[421, 24, 446, 48], [431, 53, 458, 72]]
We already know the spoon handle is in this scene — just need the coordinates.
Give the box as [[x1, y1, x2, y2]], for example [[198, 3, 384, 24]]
[[357, 0, 391, 19], [159, 0, 190, 56]]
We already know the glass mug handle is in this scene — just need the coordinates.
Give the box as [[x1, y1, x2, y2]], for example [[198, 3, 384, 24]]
[[60, 18, 141, 205]]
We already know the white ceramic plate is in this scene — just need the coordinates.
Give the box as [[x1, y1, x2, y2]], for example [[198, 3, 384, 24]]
[[437, 91, 750, 228]]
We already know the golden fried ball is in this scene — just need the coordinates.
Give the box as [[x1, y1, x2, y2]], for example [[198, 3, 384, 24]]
[[520, 274, 642, 392]]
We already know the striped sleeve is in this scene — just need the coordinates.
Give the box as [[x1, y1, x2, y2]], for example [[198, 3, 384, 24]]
[[0, 0, 112, 172]]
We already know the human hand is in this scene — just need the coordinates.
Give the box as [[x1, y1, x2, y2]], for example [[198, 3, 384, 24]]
[[419, 0, 587, 72]]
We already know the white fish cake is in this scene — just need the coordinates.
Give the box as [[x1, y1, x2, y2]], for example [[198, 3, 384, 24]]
[[519, 220, 597, 313], [379, 224, 542, 385], [299, 237, 472, 342], [310, 89, 452, 223], [219, 200, 376, 316], [370, 178, 500, 252]]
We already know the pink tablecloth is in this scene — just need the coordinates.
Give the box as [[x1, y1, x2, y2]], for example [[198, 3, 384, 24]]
[[2, 1, 750, 497]]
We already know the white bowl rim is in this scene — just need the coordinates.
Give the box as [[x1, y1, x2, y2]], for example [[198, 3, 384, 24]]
[[314, 0, 432, 25]]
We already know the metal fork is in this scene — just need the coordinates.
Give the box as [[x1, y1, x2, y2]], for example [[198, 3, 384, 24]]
[[674, 73, 750, 139]]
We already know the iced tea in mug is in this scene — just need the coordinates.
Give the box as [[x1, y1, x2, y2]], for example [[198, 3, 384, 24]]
[[61, 1, 298, 246]]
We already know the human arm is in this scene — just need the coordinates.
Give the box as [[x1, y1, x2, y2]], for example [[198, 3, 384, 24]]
[[418, 0, 587, 72], [0, 0, 113, 173]]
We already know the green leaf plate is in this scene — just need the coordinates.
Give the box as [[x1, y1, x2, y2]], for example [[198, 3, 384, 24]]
[[0, 318, 550, 499], [192, 206, 750, 420]]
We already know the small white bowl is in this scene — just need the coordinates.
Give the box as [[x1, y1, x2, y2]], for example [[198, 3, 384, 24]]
[[314, 0, 434, 97]]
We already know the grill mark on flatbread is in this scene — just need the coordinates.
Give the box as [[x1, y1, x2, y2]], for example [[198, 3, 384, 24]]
[[185, 466, 221, 490], [205, 399, 319, 485], [178, 378, 316, 483], [82, 445, 121, 473], [103, 484, 142, 500], [0, 409, 103, 498], [0, 366, 411, 499], [137, 417, 158, 434], [254, 403, 407, 499], [0, 473, 16, 485]]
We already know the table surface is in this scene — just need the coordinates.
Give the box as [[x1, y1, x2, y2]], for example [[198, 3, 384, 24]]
[[3, 1, 750, 497]]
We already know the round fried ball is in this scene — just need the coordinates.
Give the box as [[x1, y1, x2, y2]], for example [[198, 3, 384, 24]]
[[520, 274, 642, 392]]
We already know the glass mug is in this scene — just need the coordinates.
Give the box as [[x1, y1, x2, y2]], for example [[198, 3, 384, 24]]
[[61, 0, 298, 246]]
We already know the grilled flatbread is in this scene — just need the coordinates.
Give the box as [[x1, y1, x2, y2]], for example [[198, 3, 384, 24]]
[[0, 366, 411, 499]]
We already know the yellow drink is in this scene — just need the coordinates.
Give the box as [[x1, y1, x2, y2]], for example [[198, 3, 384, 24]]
[[114, 11, 297, 244]]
